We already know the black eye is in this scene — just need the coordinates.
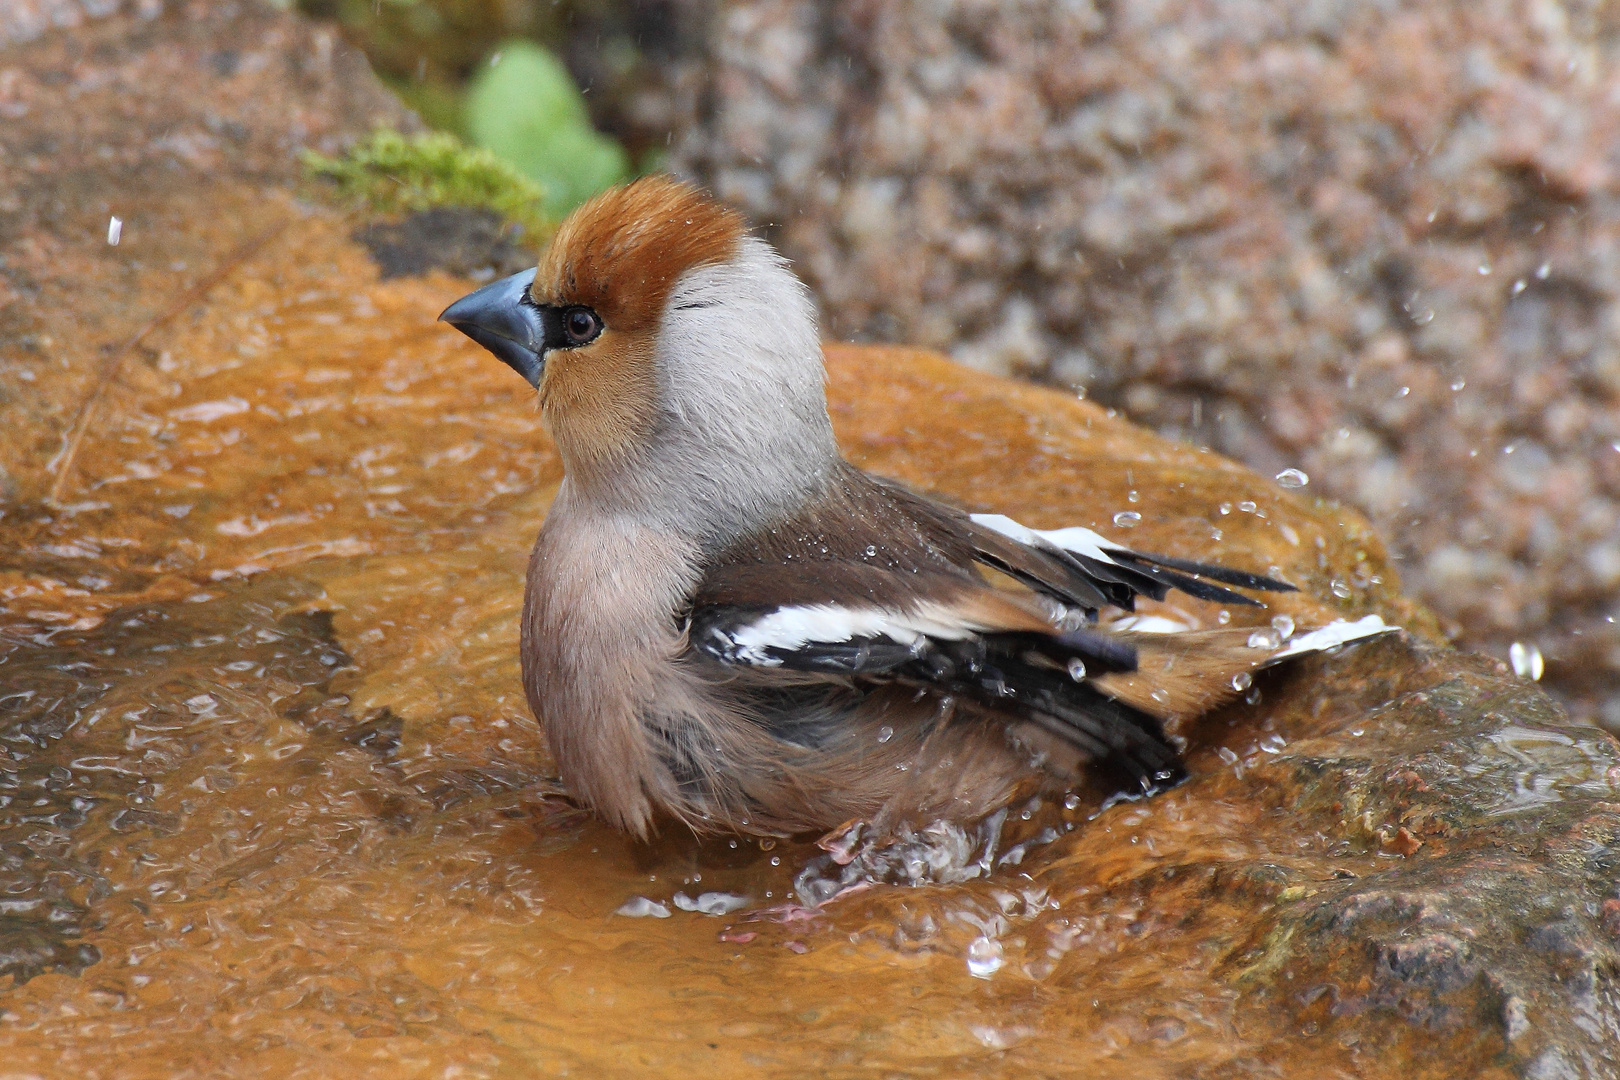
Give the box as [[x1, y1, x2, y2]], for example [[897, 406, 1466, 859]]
[[562, 306, 602, 346]]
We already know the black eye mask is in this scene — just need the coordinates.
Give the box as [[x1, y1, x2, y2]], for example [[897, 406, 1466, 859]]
[[438, 268, 604, 387]]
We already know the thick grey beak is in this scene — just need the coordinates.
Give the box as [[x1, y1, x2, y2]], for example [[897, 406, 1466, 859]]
[[438, 268, 547, 387]]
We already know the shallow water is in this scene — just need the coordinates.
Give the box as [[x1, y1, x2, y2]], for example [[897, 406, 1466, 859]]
[[0, 207, 1513, 1078]]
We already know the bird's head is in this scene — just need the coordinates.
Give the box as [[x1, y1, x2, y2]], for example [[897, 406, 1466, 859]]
[[441, 175, 837, 529]]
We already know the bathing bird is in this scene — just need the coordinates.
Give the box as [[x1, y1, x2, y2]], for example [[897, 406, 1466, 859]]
[[439, 175, 1391, 840]]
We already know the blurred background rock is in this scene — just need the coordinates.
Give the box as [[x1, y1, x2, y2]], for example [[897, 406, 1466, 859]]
[[13, 0, 1617, 732]]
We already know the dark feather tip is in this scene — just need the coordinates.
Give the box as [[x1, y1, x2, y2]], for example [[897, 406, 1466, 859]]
[[1114, 550, 1297, 594]]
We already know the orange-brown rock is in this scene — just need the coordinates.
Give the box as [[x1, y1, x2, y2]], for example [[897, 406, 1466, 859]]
[[0, 5, 1615, 1079]]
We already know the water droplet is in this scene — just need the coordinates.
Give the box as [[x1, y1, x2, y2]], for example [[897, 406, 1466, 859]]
[[1415, 309, 1435, 324], [864, 544, 877, 557], [107, 216, 122, 245], [672, 891, 752, 916], [1270, 614, 1295, 640], [1216, 609, 1231, 625], [1232, 671, 1252, 692], [1511, 279, 1526, 296], [1451, 379, 1466, 391], [1330, 579, 1352, 599], [1219, 502, 1232, 515], [1274, 468, 1308, 489], [1112, 511, 1142, 528], [1536, 262, 1551, 280], [1244, 686, 1262, 705], [615, 896, 671, 919], [1509, 642, 1544, 681], [1063, 793, 1081, 811], [1395, 385, 1410, 398], [966, 936, 1004, 979], [1151, 688, 1170, 704], [1248, 629, 1281, 650], [877, 725, 894, 744], [759, 838, 776, 850], [1478, 263, 1491, 276], [1127, 489, 1140, 503], [770, 856, 780, 866], [1238, 500, 1257, 513], [1066, 658, 1087, 681]]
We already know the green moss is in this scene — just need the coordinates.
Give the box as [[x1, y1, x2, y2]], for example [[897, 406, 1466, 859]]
[[301, 129, 553, 240]]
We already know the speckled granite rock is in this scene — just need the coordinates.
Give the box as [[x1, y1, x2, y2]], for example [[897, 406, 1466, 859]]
[[655, 0, 1620, 732]]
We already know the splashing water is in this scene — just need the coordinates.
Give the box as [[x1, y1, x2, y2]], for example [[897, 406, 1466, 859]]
[[966, 935, 1004, 979], [616, 896, 672, 918], [672, 891, 752, 916], [794, 811, 1018, 906], [1509, 642, 1544, 681]]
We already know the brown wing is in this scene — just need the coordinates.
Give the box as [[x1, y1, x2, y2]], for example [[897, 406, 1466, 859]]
[[683, 466, 1185, 792]]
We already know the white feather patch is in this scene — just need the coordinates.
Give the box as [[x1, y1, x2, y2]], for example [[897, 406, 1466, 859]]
[[970, 513, 1123, 564], [1108, 614, 1195, 634], [722, 601, 985, 665], [1267, 615, 1395, 661]]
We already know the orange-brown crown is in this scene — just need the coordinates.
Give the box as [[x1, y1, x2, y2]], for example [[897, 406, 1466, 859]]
[[531, 175, 748, 334]]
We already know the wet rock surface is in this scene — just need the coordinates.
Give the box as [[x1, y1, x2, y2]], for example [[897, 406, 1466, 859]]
[[0, 0, 412, 509], [651, 0, 1620, 731], [0, 3, 1618, 1077], [352, 207, 536, 281]]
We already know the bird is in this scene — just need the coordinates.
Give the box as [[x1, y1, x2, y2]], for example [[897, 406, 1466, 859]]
[[438, 174, 1392, 842]]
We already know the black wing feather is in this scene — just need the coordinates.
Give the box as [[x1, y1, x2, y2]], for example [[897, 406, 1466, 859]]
[[903, 637, 1183, 793], [970, 548, 1117, 610], [684, 472, 1298, 800], [1109, 549, 1298, 594], [1093, 556, 1268, 607], [690, 603, 1180, 795], [958, 512, 1292, 615]]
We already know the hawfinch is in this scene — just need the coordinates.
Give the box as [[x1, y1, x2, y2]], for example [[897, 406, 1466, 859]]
[[439, 175, 1390, 840]]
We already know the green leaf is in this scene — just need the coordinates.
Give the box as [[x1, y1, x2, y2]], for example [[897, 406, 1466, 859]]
[[463, 40, 629, 217]]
